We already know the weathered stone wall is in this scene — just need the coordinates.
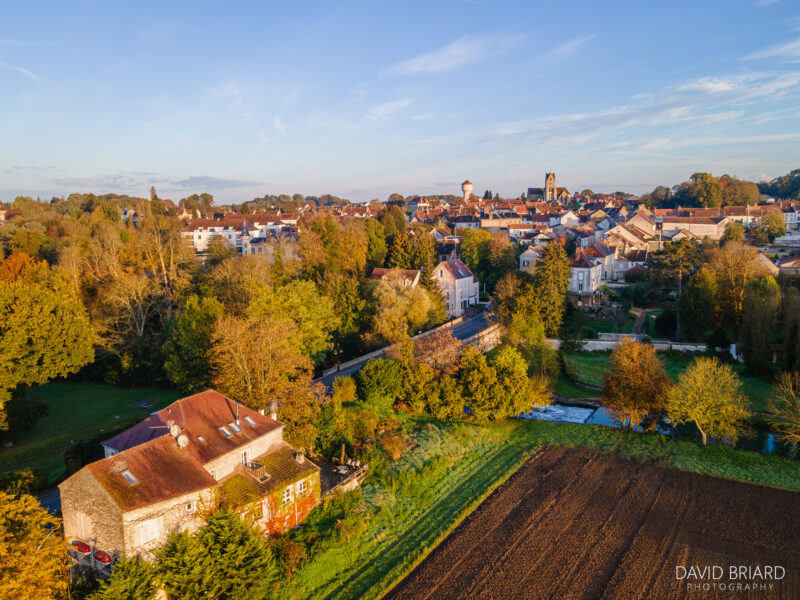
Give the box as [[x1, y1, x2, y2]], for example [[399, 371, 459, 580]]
[[59, 468, 124, 555]]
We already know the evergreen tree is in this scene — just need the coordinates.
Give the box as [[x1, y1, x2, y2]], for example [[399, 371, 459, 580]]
[[740, 276, 780, 375], [679, 268, 717, 341], [532, 244, 570, 337]]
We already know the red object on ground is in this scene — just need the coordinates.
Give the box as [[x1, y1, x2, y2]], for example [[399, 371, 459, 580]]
[[72, 541, 91, 554], [94, 550, 112, 564]]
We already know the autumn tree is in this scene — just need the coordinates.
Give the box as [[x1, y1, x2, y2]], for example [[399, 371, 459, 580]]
[[769, 371, 800, 455], [459, 228, 492, 284], [162, 294, 224, 393], [0, 254, 94, 430], [211, 316, 312, 411], [206, 235, 237, 265], [709, 242, 770, 331], [760, 209, 787, 241], [0, 491, 68, 600], [740, 276, 780, 375], [719, 175, 760, 206], [666, 357, 750, 445], [532, 243, 570, 337], [277, 382, 324, 453], [721, 221, 745, 244], [367, 273, 443, 345], [196, 255, 272, 316], [414, 328, 462, 375], [602, 338, 671, 428]]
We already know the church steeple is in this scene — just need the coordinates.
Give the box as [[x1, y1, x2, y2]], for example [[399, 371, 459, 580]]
[[544, 172, 556, 202]]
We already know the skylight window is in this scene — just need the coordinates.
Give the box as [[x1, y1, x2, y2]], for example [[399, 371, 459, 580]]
[[243, 416, 257, 427], [197, 436, 206, 444], [219, 426, 232, 438], [121, 469, 138, 485], [229, 422, 242, 434]]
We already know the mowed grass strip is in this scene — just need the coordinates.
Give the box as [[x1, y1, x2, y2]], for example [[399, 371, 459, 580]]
[[0, 383, 180, 484], [278, 419, 800, 600], [562, 351, 777, 413]]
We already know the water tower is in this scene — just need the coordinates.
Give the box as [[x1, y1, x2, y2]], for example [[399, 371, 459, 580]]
[[461, 179, 473, 202]]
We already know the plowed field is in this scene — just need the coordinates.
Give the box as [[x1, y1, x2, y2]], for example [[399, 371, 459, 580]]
[[384, 446, 800, 599]]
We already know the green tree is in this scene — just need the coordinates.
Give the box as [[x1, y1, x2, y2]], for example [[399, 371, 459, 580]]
[[0, 254, 94, 430], [720, 175, 760, 206], [248, 280, 339, 365], [89, 557, 155, 600], [679, 268, 717, 341], [721, 221, 745, 244], [156, 512, 277, 600], [487, 233, 517, 288], [603, 338, 671, 429], [666, 357, 750, 445], [740, 276, 780, 375], [458, 347, 500, 423], [761, 209, 787, 241], [459, 228, 492, 283], [364, 218, 387, 269], [492, 346, 550, 417], [387, 232, 413, 269], [206, 235, 237, 264], [532, 243, 570, 337], [649, 239, 702, 339], [689, 172, 723, 208], [781, 288, 800, 371], [163, 295, 224, 393], [357, 358, 402, 419]]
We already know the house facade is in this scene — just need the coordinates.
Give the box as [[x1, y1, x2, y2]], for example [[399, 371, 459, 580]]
[[568, 252, 603, 305], [432, 259, 480, 318], [60, 390, 321, 566]]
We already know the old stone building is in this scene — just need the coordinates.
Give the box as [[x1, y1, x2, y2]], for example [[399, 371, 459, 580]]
[[60, 390, 321, 565], [528, 172, 570, 203]]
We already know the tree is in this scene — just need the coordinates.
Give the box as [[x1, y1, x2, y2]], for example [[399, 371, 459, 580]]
[[414, 328, 462, 375], [248, 280, 339, 365], [645, 185, 671, 207], [486, 233, 517, 288], [367, 274, 443, 345], [211, 316, 312, 411], [364, 218, 387, 270], [532, 243, 570, 337], [720, 175, 759, 206], [721, 221, 745, 244], [197, 255, 272, 317], [781, 288, 800, 371], [0, 254, 94, 430], [162, 295, 224, 393], [688, 172, 722, 208], [0, 491, 68, 600], [648, 239, 701, 339], [89, 557, 155, 600], [761, 209, 787, 241], [770, 371, 800, 455], [206, 236, 237, 264], [740, 276, 780, 375], [357, 358, 402, 418], [459, 228, 492, 284], [602, 338, 671, 428], [709, 242, 771, 330], [277, 383, 324, 453], [155, 512, 277, 600], [492, 346, 550, 417], [679, 268, 717, 341], [666, 357, 750, 445], [458, 347, 500, 423]]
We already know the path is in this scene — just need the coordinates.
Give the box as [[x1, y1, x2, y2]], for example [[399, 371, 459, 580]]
[[629, 308, 658, 334]]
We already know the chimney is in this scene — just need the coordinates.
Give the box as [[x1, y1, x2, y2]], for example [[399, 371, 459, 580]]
[[295, 452, 305, 465], [269, 401, 278, 421]]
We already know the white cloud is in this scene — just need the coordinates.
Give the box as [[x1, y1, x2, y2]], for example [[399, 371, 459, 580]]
[[0, 61, 43, 82], [744, 37, 800, 60], [365, 99, 412, 121], [383, 35, 522, 76], [273, 115, 286, 134], [540, 35, 596, 65], [411, 113, 438, 121]]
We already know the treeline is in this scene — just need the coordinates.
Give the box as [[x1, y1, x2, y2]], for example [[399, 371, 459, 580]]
[[758, 169, 800, 200], [642, 172, 762, 208]]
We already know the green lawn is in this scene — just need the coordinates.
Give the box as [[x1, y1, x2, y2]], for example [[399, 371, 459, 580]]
[[582, 314, 634, 338], [0, 383, 180, 485], [554, 372, 599, 398], [562, 352, 777, 414], [278, 418, 800, 600]]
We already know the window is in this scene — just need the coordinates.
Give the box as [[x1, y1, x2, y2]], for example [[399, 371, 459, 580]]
[[186, 501, 195, 514], [282, 487, 293, 506], [137, 518, 161, 545], [577, 272, 584, 281], [241, 450, 249, 466], [219, 426, 232, 438], [120, 469, 138, 485], [439, 270, 443, 278], [210, 469, 216, 480], [298, 479, 308, 495], [578, 283, 584, 292], [243, 415, 257, 427], [229, 421, 242, 434], [197, 436, 206, 444]]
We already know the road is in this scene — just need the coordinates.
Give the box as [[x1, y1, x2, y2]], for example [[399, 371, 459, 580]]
[[315, 310, 492, 390]]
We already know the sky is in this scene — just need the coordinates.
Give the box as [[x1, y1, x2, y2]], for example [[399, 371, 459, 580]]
[[1, 0, 800, 204]]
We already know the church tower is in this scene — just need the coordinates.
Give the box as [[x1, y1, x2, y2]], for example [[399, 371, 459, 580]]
[[544, 172, 556, 202]]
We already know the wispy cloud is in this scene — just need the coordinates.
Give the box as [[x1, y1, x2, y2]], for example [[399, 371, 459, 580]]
[[383, 34, 522, 76], [744, 37, 800, 60], [51, 173, 261, 193], [273, 115, 286, 134], [0, 61, 43, 82], [365, 98, 412, 121], [479, 72, 800, 146], [754, 0, 779, 6], [411, 113, 439, 121], [170, 176, 260, 190], [540, 34, 596, 65]]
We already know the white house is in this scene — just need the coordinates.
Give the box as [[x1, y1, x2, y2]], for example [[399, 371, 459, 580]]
[[432, 259, 480, 318], [519, 246, 543, 275], [568, 251, 602, 305]]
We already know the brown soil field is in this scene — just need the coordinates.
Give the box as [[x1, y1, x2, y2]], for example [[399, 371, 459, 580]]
[[384, 446, 800, 600]]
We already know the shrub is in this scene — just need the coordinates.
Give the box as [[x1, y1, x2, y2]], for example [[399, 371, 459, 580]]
[[380, 431, 407, 460], [357, 358, 402, 418], [654, 310, 677, 337]]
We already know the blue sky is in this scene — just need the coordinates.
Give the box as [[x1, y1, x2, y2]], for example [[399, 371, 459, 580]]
[[2, 0, 799, 203]]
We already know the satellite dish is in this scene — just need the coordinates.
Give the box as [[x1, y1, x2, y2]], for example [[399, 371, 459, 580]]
[[177, 434, 190, 448], [169, 423, 181, 438]]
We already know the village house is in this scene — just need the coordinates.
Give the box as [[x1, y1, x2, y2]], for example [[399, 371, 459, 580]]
[[432, 259, 480, 318], [182, 213, 297, 253], [519, 246, 544, 275], [568, 250, 603, 306], [60, 391, 321, 567], [369, 267, 421, 289]]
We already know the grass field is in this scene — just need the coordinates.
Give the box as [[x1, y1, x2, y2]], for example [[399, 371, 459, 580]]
[[0, 383, 180, 485], [277, 418, 800, 600], [581, 314, 634, 338], [562, 351, 777, 413]]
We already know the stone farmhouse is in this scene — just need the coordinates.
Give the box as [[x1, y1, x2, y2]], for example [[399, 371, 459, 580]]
[[59, 390, 320, 566], [432, 259, 480, 318]]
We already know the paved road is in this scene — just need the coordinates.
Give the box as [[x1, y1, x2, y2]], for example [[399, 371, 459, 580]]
[[316, 310, 492, 390]]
